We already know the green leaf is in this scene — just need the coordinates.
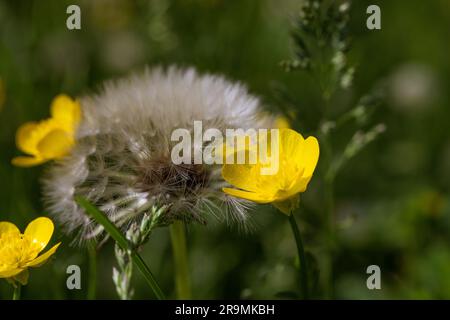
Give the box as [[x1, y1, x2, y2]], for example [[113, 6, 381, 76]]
[[75, 196, 129, 250]]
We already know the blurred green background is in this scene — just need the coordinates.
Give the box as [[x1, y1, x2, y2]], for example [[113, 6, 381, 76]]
[[1, 0, 450, 299]]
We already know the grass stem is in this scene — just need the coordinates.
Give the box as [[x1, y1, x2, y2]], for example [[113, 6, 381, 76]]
[[170, 220, 192, 299], [76, 196, 166, 300]]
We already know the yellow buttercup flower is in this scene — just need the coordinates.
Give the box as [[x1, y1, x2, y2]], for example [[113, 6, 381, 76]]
[[222, 128, 319, 214], [0, 217, 61, 285], [12, 94, 81, 167]]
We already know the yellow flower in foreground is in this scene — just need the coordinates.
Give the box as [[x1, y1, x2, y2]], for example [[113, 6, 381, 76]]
[[0, 217, 61, 285], [222, 128, 319, 214], [12, 94, 81, 167]]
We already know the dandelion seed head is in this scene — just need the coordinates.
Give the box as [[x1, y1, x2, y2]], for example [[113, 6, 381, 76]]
[[43, 66, 267, 241]]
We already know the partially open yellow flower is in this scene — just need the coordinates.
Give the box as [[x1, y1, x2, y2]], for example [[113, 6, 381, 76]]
[[222, 128, 319, 215], [12, 94, 81, 167], [0, 217, 61, 285]]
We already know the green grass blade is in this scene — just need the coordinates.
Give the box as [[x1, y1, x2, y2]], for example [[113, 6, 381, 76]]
[[75, 196, 129, 249], [75, 196, 166, 300]]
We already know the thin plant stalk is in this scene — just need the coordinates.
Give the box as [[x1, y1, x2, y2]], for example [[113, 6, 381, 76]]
[[170, 220, 192, 299], [288, 212, 309, 299], [12, 285, 21, 300], [76, 196, 166, 300], [87, 241, 97, 300]]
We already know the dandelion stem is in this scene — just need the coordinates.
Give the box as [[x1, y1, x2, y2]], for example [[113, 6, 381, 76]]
[[87, 241, 97, 300], [170, 220, 192, 299], [12, 285, 21, 300], [288, 213, 309, 299], [76, 196, 166, 300]]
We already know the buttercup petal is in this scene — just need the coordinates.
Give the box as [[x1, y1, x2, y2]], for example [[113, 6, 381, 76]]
[[218, 137, 259, 167], [11, 156, 47, 167], [279, 128, 305, 160], [289, 175, 312, 195], [24, 217, 54, 252], [0, 268, 23, 278], [0, 221, 20, 236], [50, 94, 81, 129], [36, 129, 73, 159], [222, 187, 274, 203], [15, 122, 39, 155], [222, 164, 261, 193], [26, 242, 61, 268], [300, 136, 320, 178]]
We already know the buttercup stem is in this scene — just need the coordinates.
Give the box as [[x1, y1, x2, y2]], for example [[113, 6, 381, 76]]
[[288, 213, 309, 299], [13, 285, 21, 300], [75, 196, 166, 300], [170, 220, 192, 299], [87, 241, 97, 300]]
